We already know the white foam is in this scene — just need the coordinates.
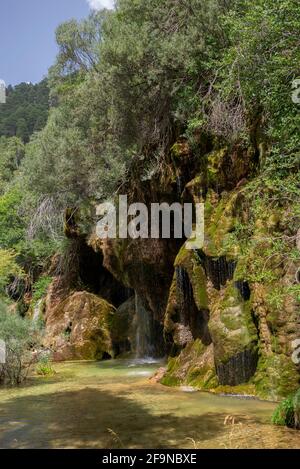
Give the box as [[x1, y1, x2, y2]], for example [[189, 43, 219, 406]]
[[179, 386, 197, 393], [127, 358, 160, 367]]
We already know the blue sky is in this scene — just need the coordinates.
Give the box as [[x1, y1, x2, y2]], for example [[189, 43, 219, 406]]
[[0, 0, 114, 86]]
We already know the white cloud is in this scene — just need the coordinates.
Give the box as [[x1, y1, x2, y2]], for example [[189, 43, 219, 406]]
[[87, 0, 115, 10]]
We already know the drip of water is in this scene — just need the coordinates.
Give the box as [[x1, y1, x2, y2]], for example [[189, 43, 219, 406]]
[[176, 175, 183, 198], [176, 266, 193, 325], [175, 266, 212, 345], [235, 281, 251, 301], [195, 251, 237, 290], [32, 300, 43, 323], [135, 294, 155, 358], [216, 348, 258, 386]]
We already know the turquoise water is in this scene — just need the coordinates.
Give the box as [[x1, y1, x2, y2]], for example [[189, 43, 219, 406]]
[[0, 359, 299, 449]]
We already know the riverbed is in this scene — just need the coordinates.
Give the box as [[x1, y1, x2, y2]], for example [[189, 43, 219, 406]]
[[0, 359, 299, 449]]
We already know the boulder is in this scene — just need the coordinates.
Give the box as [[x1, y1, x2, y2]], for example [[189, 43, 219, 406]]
[[43, 291, 115, 361]]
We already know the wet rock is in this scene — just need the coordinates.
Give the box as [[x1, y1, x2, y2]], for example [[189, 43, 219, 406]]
[[216, 348, 258, 386], [164, 245, 211, 349], [161, 341, 217, 389], [111, 296, 136, 356], [149, 367, 167, 384]]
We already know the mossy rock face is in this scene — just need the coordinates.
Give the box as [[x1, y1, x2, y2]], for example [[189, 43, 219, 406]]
[[203, 189, 242, 258], [100, 231, 180, 324], [174, 244, 208, 310], [204, 144, 254, 193], [44, 291, 115, 361], [208, 281, 259, 385], [253, 355, 300, 401], [164, 242, 211, 348], [160, 340, 218, 390]]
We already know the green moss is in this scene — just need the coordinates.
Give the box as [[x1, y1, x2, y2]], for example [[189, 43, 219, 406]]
[[204, 191, 239, 258], [207, 148, 228, 185], [171, 143, 182, 160], [214, 383, 257, 396], [174, 244, 208, 310], [187, 368, 218, 390], [161, 340, 218, 391], [253, 355, 299, 400], [209, 281, 258, 364], [160, 356, 181, 387], [160, 375, 181, 387]]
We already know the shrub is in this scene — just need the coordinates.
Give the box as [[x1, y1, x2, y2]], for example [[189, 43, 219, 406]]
[[35, 355, 55, 376], [0, 249, 23, 292], [272, 389, 300, 429], [0, 301, 41, 386]]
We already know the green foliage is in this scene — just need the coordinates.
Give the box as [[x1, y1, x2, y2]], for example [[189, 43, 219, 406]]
[[0, 187, 25, 248], [0, 249, 23, 292], [0, 186, 57, 287], [272, 389, 300, 428], [35, 355, 55, 377], [23, 1, 233, 215], [0, 137, 25, 193], [0, 80, 49, 143], [0, 1, 299, 320], [214, 0, 300, 163], [32, 276, 52, 305], [0, 301, 41, 385], [17, 0, 299, 226]]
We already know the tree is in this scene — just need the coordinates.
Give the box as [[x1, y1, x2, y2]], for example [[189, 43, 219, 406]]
[[0, 80, 49, 143]]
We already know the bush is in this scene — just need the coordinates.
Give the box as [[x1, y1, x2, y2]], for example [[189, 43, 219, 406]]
[[32, 276, 52, 305], [0, 302, 41, 385], [0, 249, 23, 293], [272, 389, 300, 429], [35, 354, 55, 376]]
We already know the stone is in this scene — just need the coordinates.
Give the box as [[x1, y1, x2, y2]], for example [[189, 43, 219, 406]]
[[149, 367, 167, 384], [43, 291, 115, 361]]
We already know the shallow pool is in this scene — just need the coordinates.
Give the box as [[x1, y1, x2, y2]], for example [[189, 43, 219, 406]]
[[0, 359, 299, 449]]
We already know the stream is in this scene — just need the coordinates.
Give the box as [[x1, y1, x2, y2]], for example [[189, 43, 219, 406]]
[[0, 359, 299, 449]]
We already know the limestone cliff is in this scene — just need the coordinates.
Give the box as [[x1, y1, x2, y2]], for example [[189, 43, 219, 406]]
[[41, 136, 299, 401]]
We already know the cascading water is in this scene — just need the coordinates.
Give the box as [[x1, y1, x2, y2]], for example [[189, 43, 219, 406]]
[[235, 280, 251, 301], [176, 175, 183, 198], [175, 266, 212, 345], [135, 293, 156, 358], [176, 266, 193, 326], [216, 348, 258, 386], [32, 300, 43, 323], [195, 251, 237, 290]]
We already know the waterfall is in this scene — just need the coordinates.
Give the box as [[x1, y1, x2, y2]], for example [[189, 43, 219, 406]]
[[176, 175, 183, 198], [195, 251, 237, 290], [176, 266, 193, 326], [175, 266, 212, 345], [32, 300, 43, 323], [235, 280, 251, 301], [135, 294, 155, 358], [216, 348, 258, 386]]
